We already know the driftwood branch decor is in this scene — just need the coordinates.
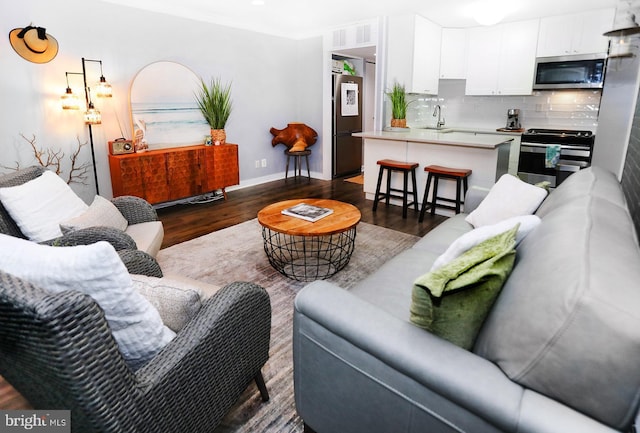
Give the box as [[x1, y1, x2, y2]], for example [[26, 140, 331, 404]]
[[1, 134, 91, 185], [269, 122, 318, 152]]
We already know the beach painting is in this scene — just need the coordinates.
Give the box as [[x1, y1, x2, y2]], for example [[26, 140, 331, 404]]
[[130, 61, 209, 150]]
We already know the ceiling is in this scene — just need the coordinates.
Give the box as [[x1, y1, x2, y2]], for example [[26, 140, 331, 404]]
[[100, 0, 620, 40]]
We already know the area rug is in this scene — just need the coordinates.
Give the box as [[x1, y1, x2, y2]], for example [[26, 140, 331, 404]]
[[157, 219, 419, 433], [344, 173, 364, 184]]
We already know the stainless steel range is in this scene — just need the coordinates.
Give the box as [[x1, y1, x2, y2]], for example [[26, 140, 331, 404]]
[[517, 128, 595, 187]]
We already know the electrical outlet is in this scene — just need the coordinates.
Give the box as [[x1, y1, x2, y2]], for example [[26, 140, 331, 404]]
[[261, 158, 267, 168], [255, 160, 260, 168]]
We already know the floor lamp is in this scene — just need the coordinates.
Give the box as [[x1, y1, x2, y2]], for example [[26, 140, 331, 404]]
[[61, 58, 112, 195]]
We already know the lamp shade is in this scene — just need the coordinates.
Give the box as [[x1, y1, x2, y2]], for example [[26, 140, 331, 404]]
[[95, 76, 112, 98], [84, 103, 101, 124], [61, 87, 81, 110], [604, 2, 640, 37]]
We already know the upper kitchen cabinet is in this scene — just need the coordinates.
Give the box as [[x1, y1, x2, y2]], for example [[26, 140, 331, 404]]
[[440, 28, 468, 79], [537, 9, 615, 58], [465, 19, 539, 96], [386, 14, 442, 94]]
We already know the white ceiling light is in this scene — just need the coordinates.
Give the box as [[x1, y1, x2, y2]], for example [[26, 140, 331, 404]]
[[470, 0, 507, 26], [251, 0, 265, 5]]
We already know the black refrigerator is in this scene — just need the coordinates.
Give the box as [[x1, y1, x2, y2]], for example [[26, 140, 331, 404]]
[[332, 74, 363, 178]]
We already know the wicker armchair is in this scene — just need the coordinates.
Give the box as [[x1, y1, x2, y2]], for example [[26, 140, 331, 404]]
[[0, 166, 161, 254], [118, 249, 163, 277], [0, 270, 271, 432]]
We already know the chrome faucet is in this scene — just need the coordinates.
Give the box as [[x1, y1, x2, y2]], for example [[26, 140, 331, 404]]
[[433, 105, 445, 129]]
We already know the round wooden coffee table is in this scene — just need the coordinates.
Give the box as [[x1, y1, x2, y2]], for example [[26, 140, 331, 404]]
[[257, 199, 361, 281]]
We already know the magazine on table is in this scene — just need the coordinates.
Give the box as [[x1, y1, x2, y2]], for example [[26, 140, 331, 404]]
[[281, 203, 334, 222]]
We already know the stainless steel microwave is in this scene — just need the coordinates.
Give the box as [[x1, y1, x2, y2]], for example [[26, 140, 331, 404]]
[[533, 54, 606, 90]]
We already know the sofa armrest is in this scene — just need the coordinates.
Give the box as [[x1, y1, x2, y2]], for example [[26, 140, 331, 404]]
[[294, 281, 616, 433], [133, 282, 271, 428], [42, 226, 137, 251], [112, 196, 158, 225], [463, 185, 490, 214]]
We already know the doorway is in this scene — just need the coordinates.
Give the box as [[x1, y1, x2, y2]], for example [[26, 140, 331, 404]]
[[331, 46, 376, 177]]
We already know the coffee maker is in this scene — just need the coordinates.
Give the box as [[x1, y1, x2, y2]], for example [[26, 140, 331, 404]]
[[505, 108, 521, 130]]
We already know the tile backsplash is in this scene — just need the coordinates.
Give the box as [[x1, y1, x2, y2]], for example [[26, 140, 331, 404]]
[[402, 79, 601, 133]]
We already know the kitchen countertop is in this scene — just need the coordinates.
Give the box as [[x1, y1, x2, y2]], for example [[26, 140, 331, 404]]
[[354, 128, 514, 149]]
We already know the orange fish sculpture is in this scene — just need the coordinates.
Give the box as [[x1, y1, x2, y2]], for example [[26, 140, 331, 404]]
[[270, 122, 318, 152]]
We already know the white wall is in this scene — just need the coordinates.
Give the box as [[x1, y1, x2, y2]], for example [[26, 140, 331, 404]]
[[1, 0, 323, 202], [592, 52, 640, 180]]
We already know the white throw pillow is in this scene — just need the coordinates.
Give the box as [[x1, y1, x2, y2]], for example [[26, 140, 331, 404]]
[[465, 174, 548, 227], [431, 215, 541, 271], [0, 234, 175, 370], [0, 170, 88, 242], [60, 195, 128, 234]]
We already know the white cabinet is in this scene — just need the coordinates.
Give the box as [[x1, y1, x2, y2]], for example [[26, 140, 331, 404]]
[[412, 16, 442, 94], [386, 15, 414, 89], [331, 20, 378, 50], [386, 14, 441, 94], [498, 20, 540, 95], [465, 25, 501, 95], [465, 19, 539, 96], [440, 28, 468, 79], [537, 9, 615, 57]]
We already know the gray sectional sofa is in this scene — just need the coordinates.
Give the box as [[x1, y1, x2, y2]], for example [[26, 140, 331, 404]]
[[293, 166, 640, 433]]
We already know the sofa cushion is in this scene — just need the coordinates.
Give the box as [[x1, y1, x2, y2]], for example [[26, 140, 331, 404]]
[[0, 170, 88, 242], [411, 214, 473, 254], [410, 226, 517, 349], [131, 273, 207, 332], [60, 194, 129, 234], [125, 221, 164, 257], [350, 248, 441, 321], [160, 272, 223, 299], [474, 172, 640, 429], [535, 166, 629, 218], [465, 174, 547, 227], [431, 215, 540, 271], [0, 234, 175, 370]]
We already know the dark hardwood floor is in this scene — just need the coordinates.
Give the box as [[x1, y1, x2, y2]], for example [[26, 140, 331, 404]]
[[0, 175, 447, 411], [157, 175, 446, 248]]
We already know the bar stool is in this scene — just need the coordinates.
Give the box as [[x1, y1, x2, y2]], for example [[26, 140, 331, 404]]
[[372, 159, 419, 218], [285, 149, 311, 180], [419, 165, 472, 222]]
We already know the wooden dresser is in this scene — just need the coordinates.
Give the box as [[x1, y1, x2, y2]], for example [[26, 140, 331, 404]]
[[109, 144, 239, 204]]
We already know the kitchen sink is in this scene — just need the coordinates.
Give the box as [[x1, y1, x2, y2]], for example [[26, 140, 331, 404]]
[[419, 127, 454, 133]]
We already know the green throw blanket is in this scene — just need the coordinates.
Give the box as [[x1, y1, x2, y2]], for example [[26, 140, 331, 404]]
[[410, 225, 518, 349]]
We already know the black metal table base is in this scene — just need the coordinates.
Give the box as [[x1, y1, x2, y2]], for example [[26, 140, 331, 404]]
[[261, 226, 357, 281]]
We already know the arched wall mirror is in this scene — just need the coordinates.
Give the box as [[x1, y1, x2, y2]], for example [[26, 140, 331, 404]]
[[129, 61, 209, 150]]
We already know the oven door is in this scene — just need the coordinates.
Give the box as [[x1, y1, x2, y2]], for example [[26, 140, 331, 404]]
[[556, 160, 590, 184], [518, 143, 557, 186], [517, 143, 591, 187]]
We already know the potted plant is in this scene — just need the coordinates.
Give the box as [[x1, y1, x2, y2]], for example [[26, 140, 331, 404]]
[[195, 77, 233, 145], [386, 82, 410, 128]]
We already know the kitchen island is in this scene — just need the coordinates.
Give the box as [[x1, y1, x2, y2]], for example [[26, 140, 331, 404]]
[[354, 129, 514, 216]]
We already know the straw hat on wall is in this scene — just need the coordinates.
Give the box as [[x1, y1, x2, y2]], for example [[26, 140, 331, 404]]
[[9, 25, 58, 63]]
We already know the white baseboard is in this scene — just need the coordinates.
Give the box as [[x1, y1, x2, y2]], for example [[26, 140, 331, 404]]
[[228, 171, 324, 192]]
